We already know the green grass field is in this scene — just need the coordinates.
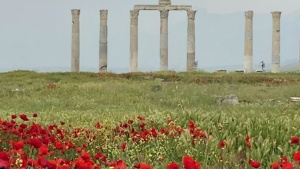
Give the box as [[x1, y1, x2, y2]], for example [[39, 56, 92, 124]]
[[0, 70, 300, 168]]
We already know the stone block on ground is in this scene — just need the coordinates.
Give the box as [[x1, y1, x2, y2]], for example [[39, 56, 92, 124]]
[[217, 94, 239, 105]]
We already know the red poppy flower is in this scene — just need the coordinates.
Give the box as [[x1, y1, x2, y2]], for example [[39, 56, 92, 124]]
[[114, 160, 126, 169], [249, 159, 260, 168], [281, 156, 288, 164], [75, 158, 88, 169], [27, 138, 42, 148], [11, 114, 17, 119], [127, 119, 134, 124], [245, 135, 251, 142], [218, 140, 226, 149], [150, 128, 158, 138], [54, 141, 64, 150], [33, 113, 38, 117], [39, 145, 49, 156], [19, 123, 27, 129], [166, 162, 180, 169], [94, 152, 104, 160], [189, 121, 196, 129], [270, 162, 280, 169], [183, 156, 201, 169], [81, 150, 91, 161], [19, 114, 29, 121], [120, 142, 126, 151], [137, 116, 145, 121], [140, 163, 152, 169], [47, 160, 57, 169], [13, 140, 24, 150], [245, 135, 251, 148], [291, 136, 300, 144], [0, 159, 9, 169], [293, 151, 300, 161], [282, 162, 294, 169], [134, 163, 152, 169], [95, 122, 101, 129]]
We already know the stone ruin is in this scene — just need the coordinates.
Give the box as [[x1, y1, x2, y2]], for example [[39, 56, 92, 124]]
[[70, 0, 285, 73]]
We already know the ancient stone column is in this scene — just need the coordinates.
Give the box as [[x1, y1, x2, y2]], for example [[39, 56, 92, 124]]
[[130, 10, 139, 72], [99, 10, 108, 72], [271, 11, 281, 73], [71, 9, 80, 72], [160, 10, 169, 71], [187, 10, 196, 71], [244, 11, 253, 73], [299, 16, 300, 72]]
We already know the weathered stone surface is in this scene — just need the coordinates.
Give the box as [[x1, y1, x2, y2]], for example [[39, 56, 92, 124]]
[[134, 5, 192, 11], [71, 9, 80, 72], [217, 95, 239, 105], [130, 1, 195, 72], [271, 11, 281, 73], [99, 10, 108, 73], [11, 88, 25, 92], [291, 97, 300, 102], [160, 10, 169, 71], [244, 11, 253, 73], [187, 10, 196, 71], [159, 0, 171, 6], [130, 10, 139, 72]]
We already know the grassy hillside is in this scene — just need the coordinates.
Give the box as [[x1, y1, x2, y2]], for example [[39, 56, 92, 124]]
[[0, 70, 300, 126], [1, 70, 300, 168]]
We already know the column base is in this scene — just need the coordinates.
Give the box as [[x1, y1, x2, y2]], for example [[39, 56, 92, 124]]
[[187, 53, 195, 71], [244, 58, 253, 73], [160, 49, 168, 71], [272, 64, 280, 73]]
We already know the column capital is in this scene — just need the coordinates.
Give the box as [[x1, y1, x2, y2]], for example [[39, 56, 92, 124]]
[[130, 10, 139, 19], [271, 11, 281, 19], [187, 10, 197, 20], [71, 9, 80, 18], [160, 10, 169, 19], [100, 10, 108, 20], [245, 11, 253, 19]]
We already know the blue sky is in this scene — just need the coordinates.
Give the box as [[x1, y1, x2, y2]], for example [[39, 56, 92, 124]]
[[1, 0, 300, 72]]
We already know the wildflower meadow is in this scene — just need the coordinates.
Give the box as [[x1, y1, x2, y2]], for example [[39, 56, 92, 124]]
[[0, 70, 300, 169]]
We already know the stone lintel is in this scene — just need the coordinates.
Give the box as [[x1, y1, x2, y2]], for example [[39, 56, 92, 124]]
[[134, 5, 192, 11]]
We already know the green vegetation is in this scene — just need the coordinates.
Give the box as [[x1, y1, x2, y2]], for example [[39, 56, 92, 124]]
[[0, 70, 300, 168]]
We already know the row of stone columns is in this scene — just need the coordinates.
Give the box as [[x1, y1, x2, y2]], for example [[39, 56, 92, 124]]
[[244, 11, 282, 73], [71, 9, 284, 73], [71, 9, 108, 73], [129, 10, 197, 72]]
